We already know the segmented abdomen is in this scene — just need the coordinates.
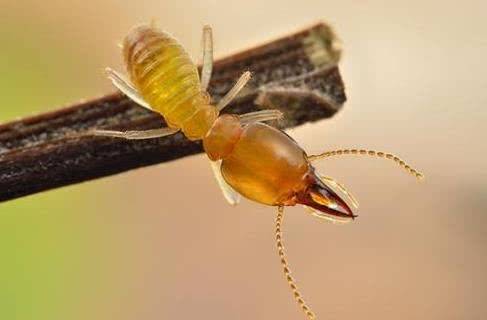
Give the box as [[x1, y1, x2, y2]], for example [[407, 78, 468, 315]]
[[123, 25, 216, 140]]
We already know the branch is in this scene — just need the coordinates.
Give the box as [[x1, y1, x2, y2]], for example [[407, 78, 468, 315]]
[[0, 22, 346, 202]]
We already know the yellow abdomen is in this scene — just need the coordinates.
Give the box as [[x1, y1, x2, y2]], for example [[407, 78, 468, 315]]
[[123, 25, 217, 140]]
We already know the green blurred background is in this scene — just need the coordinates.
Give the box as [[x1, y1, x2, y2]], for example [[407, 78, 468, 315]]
[[0, 0, 486, 319]]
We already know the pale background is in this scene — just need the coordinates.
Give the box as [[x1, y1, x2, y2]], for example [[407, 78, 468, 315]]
[[0, 1, 486, 319]]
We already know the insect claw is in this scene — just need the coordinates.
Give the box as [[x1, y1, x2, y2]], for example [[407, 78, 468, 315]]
[[297, 171, 356, 223]]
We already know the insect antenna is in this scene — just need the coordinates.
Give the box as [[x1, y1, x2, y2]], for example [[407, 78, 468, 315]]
[[275, 206, 317, 320], [308, 148, 424, 180]]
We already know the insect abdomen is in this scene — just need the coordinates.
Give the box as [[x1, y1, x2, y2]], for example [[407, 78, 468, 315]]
[[123, 25, 217, 140]]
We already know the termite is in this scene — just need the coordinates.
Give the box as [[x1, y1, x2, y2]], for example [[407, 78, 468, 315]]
[[91, 24, 424, 319]]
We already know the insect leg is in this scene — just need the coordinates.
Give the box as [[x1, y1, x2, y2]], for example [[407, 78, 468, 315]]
[[90, 127, 179, 140], [210, 160, 241, 205], [239, 109, 283, 125], [308, 148, 424, 180], [105, 68, 153, 111], [216, 71, 252, 111], [200, 25, 213, 92], [275, 206, 317, 320]]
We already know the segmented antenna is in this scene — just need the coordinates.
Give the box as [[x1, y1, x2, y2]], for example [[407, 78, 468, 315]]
[[275, 206, 316, 320], [308, 148, 424, 180]]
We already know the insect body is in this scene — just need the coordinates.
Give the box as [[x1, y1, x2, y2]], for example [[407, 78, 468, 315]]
[[123, 26, 216, 140], [93, 24, 424, 319]]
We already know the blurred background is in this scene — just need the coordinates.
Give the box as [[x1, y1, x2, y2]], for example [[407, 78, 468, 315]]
[[0, 0, 486, 319]]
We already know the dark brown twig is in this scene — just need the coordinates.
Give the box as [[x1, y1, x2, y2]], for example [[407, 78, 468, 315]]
[[0, 22, 346, 202]]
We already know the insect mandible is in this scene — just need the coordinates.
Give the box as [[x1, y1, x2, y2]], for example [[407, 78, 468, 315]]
[[91, 24, 424, 319]]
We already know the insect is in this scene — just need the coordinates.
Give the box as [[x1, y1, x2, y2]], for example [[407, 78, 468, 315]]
[[92, 24, 424, 319]]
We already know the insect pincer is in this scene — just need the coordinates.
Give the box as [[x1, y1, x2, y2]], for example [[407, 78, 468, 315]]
[[297, 170, 356, 223]]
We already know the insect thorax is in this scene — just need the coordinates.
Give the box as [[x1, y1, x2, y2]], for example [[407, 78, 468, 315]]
[[203, 114, 243, 160]]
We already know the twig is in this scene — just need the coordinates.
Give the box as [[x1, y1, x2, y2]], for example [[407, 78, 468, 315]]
[[0, 22, 346, 202]]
